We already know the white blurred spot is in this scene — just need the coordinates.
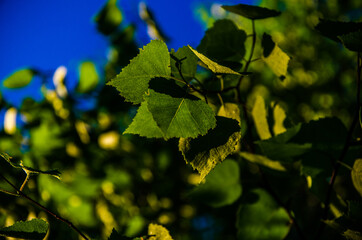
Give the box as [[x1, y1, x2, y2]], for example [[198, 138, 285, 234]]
[[53, 66, 68, 98], [4, 107, 17, 135]]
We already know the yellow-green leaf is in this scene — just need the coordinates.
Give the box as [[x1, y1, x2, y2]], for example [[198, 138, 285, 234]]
[[2, 69, 34, 89], [77, 61, 99, 93], [188, 46, 241, 75], [218, 103, 241, 124], [148, 223, 173, 240], [351, 159, 362, 197], [262, 33, 290, 80], [251, 95, 271, 140], [273, 103, 287, 136], [240, 152, 286, 171]]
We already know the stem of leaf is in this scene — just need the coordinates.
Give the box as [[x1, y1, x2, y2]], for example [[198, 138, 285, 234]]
[[0, 172, 89, 240], [315, 51, 361, 239]]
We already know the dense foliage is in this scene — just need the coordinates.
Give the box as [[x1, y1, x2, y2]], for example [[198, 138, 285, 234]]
[[0, 1, 361, 240]]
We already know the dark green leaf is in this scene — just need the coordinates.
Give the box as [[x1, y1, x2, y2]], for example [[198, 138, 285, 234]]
[[188, 46, 241, 75], [188, 159, 242, 207], [198, 19, 246, 62], [170, 46, 198, 81], [2, 69, 34, 89], [179, 117, 240, 180], [256, 141, 311, 162], [339, 30, 362, 52], [94, 0, 123, 35], [315, 19, 362, 43], [351, 159, 362, 197], [76, 61, 100, 93], [237, 189, 290, 240], [108, 40, 170, 104], [108, 228, 134, 240], [222, 4, 281, 20], [240, 152, 286, 171], [0, 219, 48, 240]]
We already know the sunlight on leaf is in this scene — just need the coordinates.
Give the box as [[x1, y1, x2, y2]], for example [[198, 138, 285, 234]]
[[188, 46, 241, 75], [252, 95, 272, 140], [77, 61, 99, 93], [2, 69, 34, 89], [0, 219, 48, 240], [179, 117, 240, 181], [262, 33, 290, 80], [240, 152, 286, 171], [273, 104, 287, 135], [222, 4, 281, 20], [108, 40, 170, 104], [351, 159, 362, 197], [148, 223, 173, 240], [170, 46, 198, 81], [217, 103, 241, 123], [95, 0, 123, 35]]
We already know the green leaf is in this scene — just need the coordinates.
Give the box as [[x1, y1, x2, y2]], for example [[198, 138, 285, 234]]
[[146, 81, 216, 139], [2, 69, 34, 89], [343, 229, 362, 240], [108, 228, 134, 240], [351, 159, 362, 197], [273, 104, 286, 135], [179, 116, 241, 181], [315, 19, 362, 43], [256, 142, 312, 162], [262, 33, 290, 80], [0, 219, 48, 240], [189, 159, 242, 207], [94, 0, 123, 35], [148, 223, 173, 240], [239, 152, 286, 171], [77, 61, 99, 93], [170, 46, 198, 81], [108, 40, 170, 104], [236, 189, 290, 240], [338, 30, 362, 52], [252, 95, 272, 140], [222, 4, 281, 20], [188, 46, 241, 75], [218, 103, 241, 123], [198, 19, 247, 62]]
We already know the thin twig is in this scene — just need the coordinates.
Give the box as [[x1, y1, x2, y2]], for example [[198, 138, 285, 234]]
[[0, 172, 89, 240]]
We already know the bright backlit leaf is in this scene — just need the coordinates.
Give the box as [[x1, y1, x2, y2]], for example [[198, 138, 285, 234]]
[[123, 101, 164, 138], [146, 89, 216, 139], [189, 159, 242, 207], [236, 189, 290, 240], [222, 4, 281, 20], [252, 95, 272, 140], [108, 40, 170, 104], [0, 219, 48, 240], [351, 159, 362, 197], [338, 30, 362, 52], [170, 46, 198, 81], [188, 46, 241, 75], [217, 103, 241, 123], [148, 223, 173, 240], [95, 0, 123, 35], [273, 103, 287, 135], [179, 116, 240, 181], [262, 33, 290, 80], [2, 69, 34, 89], [77, 61, 99, 93], [198, 19, 247, 62], [240, 152, 286, 171]]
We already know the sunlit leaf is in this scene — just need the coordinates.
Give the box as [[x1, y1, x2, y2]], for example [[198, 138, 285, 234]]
[[188, 46, 241, 75], [273, 104, 286, 135], [262, 33, 290, 80], [2, 69, 34, 89], [236, 189, 290, 240], [108, 40, 170, 104], [351, 159, 362, 197], [252, 95, 272, 140], [240, 152, 286, 171], [222, 4, 281, 20], [338, 30, 362, 52], [148, 223, 173, 240], [179, 117, 240, 181], [170, 46, 198, 81], [77, 61, 99, 93], [124, 101, 163, 138], [315, 19, 362, 43], [189, 159, 242, 207], [0, 219, 48, 240], [146, 80, 216, 139], [95, 0, 123, 35], [198, 19, 246, 62]]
